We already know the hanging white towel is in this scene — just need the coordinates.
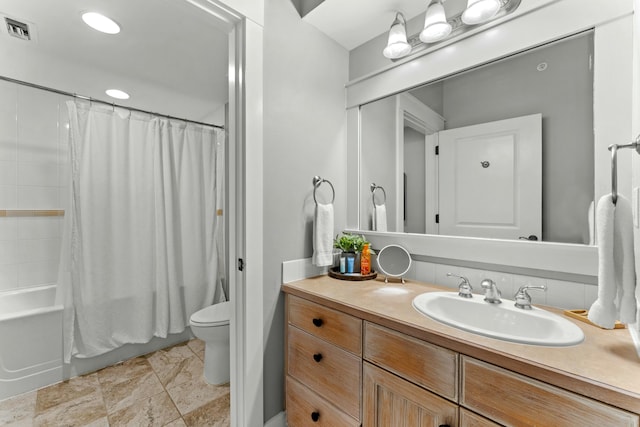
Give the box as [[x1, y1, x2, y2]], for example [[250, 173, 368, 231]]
[[312, 202, 334, 267], [588, 194, 637, 329], [374, 204, 387, 232]]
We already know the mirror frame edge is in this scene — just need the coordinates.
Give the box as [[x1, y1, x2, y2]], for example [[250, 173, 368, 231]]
[[346, 0, 634, 278]]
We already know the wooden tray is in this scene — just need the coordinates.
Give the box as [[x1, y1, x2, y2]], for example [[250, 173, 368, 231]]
[[563, 309, 626, 329], [328, 267, 377, 281]]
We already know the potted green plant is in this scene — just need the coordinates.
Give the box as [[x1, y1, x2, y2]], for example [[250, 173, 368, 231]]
[[334, 232, 369, 273], [333, 232, 367, 253]]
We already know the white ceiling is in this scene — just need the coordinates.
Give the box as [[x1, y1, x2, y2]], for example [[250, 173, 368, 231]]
[[0, 0, 229, 121], [302, 0, 469, 50]]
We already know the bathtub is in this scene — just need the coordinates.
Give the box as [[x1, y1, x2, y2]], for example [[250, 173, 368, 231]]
[[0, 285, 63, 401]]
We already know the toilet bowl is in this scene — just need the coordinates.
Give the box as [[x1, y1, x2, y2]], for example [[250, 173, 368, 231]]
[[189, 301, 231, 385]]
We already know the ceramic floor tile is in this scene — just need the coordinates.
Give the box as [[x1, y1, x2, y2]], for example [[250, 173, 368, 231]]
[[35, 373, 100, 414], [33, 389, 107, 427], [163, 418, 188, 427], [186, 339, 205, 361], [151, 354, 205, 389], [102, 370, 164, 414], [182, 393, 230, 427], [107, 391, 180, 427], [0, 391, 36, 426], [97, 357, 153, 389], [166, 375, 229, 416], [147, 342, 203, 388]]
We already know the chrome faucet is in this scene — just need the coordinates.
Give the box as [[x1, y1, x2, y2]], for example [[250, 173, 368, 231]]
[[447, 273, 473, 298], [514, 284, 547, 310], [481, 279, 502, 304]]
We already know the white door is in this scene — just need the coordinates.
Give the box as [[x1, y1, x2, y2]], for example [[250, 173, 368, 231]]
[[438, 114, 542, 240]]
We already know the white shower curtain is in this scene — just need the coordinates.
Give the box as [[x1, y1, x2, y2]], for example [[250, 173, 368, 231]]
[[58, 101, 225, 362]]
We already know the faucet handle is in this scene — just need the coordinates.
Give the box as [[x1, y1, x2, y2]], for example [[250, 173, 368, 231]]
[[514, 285, 547, 310], [447, 273, 473, 298], [480, 279, 502, 304]]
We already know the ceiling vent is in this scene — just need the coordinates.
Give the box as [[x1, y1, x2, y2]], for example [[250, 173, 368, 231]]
[[4, 17, 32, 41]]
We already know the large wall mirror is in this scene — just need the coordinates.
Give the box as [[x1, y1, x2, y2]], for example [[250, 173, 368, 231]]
[[360, 32, 594, 245], [345, 0, 633, 277]]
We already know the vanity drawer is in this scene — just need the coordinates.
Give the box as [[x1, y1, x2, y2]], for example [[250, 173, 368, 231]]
[[288, 294, 362, 355], [461, 357, 640, 427], [364, 321, 458, 401], [288, 325, 361, 419], [460, 408, 501, 427], [286, 375, 359, 427]]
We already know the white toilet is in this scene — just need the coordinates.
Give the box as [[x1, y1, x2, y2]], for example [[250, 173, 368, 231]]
[[189, 301, 231, 385]]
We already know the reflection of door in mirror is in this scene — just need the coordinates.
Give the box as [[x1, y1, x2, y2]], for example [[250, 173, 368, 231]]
[[438, 114, 542, 239]]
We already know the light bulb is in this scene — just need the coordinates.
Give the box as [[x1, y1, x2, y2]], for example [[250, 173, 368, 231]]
[[461, 0, 501, 25], [420, 0, 452, 43], [383, 13, 412, 59]]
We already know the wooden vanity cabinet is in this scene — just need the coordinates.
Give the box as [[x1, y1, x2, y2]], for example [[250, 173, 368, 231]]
[[285, 292, 640, 427]]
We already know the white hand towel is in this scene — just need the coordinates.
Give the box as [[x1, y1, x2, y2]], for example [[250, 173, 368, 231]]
[[312, 202, 334, 267], [588, 195, 637, 329], [374, 204, 387, 232]]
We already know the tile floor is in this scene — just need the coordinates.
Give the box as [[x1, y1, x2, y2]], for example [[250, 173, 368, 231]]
[[0, 339, 230, 426]]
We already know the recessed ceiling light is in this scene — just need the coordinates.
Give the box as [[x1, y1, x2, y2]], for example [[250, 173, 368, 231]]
[[105, 89, 130, 100], [82, 12, 120, 34]]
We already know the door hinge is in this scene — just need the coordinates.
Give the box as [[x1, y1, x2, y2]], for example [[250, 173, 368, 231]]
[[238, 258, 244, 271], [435, 214, 439, 224], [435, 145, 439, 155]]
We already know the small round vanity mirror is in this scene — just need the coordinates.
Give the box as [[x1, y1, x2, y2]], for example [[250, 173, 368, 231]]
[[376, 244, 412, 283]]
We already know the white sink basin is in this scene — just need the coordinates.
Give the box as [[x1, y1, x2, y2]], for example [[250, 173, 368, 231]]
[[412, 292, 585, 346]]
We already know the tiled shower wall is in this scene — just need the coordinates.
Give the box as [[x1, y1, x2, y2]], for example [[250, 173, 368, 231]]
[[0, 80, 71, 292]]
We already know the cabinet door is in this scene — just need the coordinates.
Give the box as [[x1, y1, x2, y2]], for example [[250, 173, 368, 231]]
[[363, 362, 458, 427]]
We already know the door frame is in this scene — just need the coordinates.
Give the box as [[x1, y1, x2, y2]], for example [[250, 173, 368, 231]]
[[394, 93, 444, 233], [181, 1, 264, 426]]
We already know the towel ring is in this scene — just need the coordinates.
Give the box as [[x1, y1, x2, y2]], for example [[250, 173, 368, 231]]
[[608, 135, 640, 205], [312, 176, 335, 205], [370, 183, 387, 207]]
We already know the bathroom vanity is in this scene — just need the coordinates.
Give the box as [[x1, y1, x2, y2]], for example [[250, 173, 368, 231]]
[[282, 276, 640, 426]]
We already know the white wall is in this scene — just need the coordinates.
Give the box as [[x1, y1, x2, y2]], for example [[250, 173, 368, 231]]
[[360, 97, 396, 231], [262, 0, 349, 420], [0, 81, 70, 292]]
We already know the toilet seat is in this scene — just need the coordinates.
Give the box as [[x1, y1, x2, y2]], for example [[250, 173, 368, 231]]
[[190, 301, 231, 326]]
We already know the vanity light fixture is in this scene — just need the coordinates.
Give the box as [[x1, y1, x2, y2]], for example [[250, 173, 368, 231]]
[[382, 12, 412, 59], [81, 12, 120, 34], [105, 89, 130, 100], [383, 0, 521, 60], [420, 0, 452, 44]]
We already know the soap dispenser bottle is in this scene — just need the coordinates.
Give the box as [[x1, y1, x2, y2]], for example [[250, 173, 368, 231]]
[[360, 243, 371, 275]]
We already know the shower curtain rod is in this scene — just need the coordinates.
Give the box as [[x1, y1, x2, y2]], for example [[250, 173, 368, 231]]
[[0, 75, 225, 130]]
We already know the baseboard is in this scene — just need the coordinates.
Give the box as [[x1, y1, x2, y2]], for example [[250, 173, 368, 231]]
[[264, 411, 286, 427]]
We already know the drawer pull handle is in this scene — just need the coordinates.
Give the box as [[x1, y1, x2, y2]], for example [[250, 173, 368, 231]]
[[312, 318, 323, 327], [311, 411, 320, 422], [438, 425, 450, 427], [313, 353, 323, 362]]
